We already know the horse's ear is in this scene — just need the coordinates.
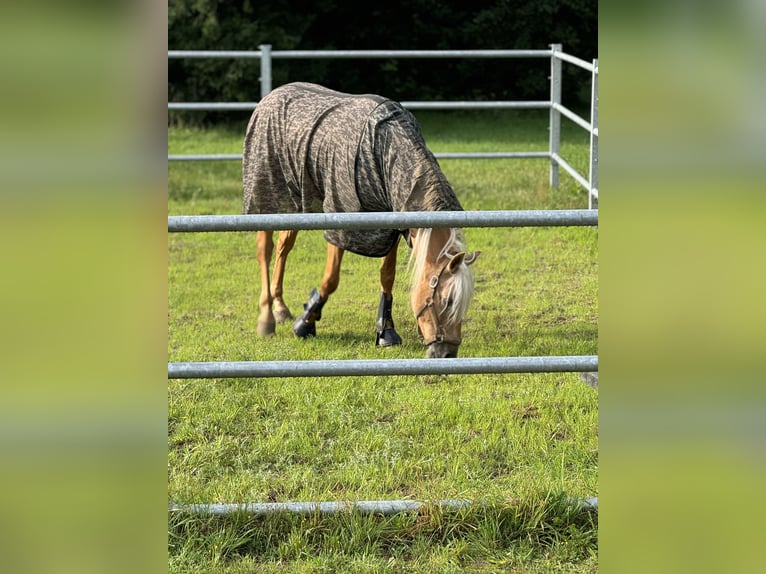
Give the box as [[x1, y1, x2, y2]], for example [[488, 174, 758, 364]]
[[446, 252, 466, 274], [447, 251, 481, 273], [464, 251, 481, 266]]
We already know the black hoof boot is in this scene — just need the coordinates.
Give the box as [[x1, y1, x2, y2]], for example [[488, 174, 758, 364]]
[[375, 293, 402, 347], [293, 288, 325, 338]]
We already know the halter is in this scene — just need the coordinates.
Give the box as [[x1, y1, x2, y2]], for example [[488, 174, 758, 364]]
[[413, 258, 463, 347]]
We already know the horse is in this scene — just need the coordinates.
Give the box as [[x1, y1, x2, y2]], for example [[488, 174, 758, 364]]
[[243, 82, 479, 358]]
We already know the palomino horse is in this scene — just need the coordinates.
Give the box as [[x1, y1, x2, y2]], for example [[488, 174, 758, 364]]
[[243, 83, 479, 358]]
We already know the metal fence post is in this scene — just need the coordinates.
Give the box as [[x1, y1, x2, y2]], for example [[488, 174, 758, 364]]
[[259, 44, 272, 99], [588, 58, 598, 210], [549, 44, 562, 189]]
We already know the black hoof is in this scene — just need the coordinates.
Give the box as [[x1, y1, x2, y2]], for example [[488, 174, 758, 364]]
[[292, 288, 324, 338], [293, 318, 316, 338], [376, 328, 402, 347]]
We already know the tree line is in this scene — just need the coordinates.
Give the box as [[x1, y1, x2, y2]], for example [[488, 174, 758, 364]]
[[169, 0, 597, 124]]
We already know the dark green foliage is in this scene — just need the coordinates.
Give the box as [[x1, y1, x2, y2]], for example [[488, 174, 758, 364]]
[[168, 0, 597, 124]]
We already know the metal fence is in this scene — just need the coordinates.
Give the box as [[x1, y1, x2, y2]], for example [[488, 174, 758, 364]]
[[168, 44, 598, 209], [168, 48, 599, 516], [169, 354, 598, 380], [170, 497, 599, 516]]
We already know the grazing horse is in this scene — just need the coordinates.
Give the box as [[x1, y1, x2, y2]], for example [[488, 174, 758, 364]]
[[243, 82, 479, 358]]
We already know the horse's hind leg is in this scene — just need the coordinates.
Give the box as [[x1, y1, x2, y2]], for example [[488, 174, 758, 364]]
[[256, 230, 276, 336], [271, 229, 298, 323], [293, 243, 344, 338], [376, 238, 403, 346]]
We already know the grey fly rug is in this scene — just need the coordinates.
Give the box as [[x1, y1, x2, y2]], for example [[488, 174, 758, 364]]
[[243, 82, 463, 257]]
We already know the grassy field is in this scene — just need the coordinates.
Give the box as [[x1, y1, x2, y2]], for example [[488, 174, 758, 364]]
[[168, 109, 598, 572]]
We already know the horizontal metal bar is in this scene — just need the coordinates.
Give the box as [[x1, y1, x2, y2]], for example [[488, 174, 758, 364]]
[[168, 209, 598, 233], [168, 50, 263, 59], [169, 497, 598, 515], [435, 151, 550, 159], [400, 101, 550, 110], [168, 154, 242, 161], [170, 500, 469, 516], [552, 103, 594, 134], [168, 102, 256, 111], [168, 355, 598, 379], [168, 101, 550, 112], [550, 154, 591, 191], [167, 152, 551, 162], [169, 49, 553, 60], [272, 49, 552, 59], [554, 51, 596, 73]]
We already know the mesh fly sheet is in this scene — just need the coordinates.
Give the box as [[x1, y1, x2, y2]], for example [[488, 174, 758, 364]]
[[243, 82, 463, 257]]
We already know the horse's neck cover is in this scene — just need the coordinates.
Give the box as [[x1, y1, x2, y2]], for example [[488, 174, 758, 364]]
[[243, 82, 463, 257]]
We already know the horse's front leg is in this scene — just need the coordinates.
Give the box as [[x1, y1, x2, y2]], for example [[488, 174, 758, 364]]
[[256, 230, 276, 336], [376, 237, 403, 346], [293, 243, 344, 338], [271, 229, 298, 323]]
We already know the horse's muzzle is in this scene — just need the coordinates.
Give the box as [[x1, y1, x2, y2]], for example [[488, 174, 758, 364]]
[[426, 341, 459, 359]]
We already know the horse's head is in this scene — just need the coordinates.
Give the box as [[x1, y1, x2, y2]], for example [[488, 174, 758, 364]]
[[409, 228, 480, 358]]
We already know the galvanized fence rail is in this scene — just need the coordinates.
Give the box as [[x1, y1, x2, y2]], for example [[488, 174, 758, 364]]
[[168, 209, 597, 233], [169, 355, 598, 380], [168, 45, 598, 208], [170, 497, 599, 516]]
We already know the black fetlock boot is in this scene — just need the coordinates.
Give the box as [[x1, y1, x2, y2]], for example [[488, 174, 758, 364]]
[[375, 293, 402, 347], [293, 288, 325, 338]]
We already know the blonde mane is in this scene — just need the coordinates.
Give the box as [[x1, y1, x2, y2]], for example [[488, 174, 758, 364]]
[[409, 228, 475, 325]]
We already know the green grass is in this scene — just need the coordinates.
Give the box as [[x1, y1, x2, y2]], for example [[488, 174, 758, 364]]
[[168, 110, 598, 572]]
